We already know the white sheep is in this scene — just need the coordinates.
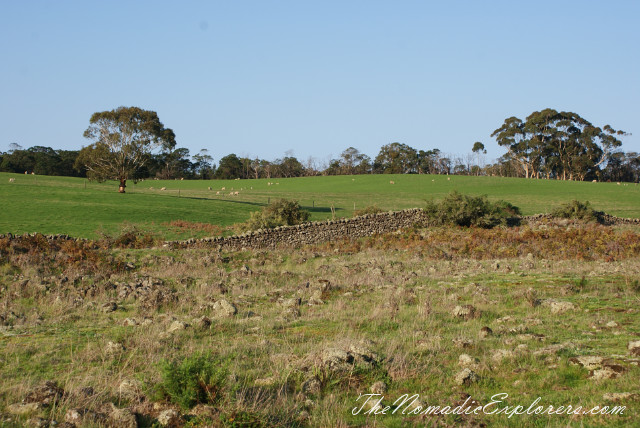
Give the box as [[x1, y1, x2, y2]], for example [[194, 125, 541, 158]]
[[9, 178, 15, 183], [216, 191, 220, 195], [160, 187, 167, 191], [389, 180, 395, 184], [234, 191, 239, 195], [221, 187, 226, 191]]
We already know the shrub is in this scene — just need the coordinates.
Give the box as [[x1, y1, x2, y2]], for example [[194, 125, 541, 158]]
[[550, 200, 601, 222], [423, 191, 521, 228], [236, 199, 310, 232], [157, 352, 228, 410], [353, 205, 384, 217]]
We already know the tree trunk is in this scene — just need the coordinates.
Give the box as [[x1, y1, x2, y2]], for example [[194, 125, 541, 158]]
[[119, 178, 126, 193]]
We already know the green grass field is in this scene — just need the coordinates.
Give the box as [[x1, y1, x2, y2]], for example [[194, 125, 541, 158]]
[[1, 172, 639, 239]]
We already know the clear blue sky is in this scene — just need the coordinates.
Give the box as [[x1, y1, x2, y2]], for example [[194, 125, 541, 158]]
[[1, 1, 638, 165]]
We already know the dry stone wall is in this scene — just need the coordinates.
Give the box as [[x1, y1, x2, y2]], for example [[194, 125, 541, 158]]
[[168, 208, 430, 251]]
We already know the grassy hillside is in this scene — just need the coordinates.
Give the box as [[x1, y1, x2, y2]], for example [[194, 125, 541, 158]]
[[1, 172, 639, 239]]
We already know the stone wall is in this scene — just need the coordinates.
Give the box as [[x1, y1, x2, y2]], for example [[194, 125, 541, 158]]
[[2, 209, 639, 251], [167, 208, 430, 251]]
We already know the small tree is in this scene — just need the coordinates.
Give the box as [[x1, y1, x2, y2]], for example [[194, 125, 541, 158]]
[[77, 106, 175, 192]]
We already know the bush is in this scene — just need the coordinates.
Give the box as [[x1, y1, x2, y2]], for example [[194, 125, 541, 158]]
[[424, 191, 521, 228], [236, 199, 310, 232], [550, 200, 601, 222], [157, 352, 228, 410], [353, 205, 384, 217]]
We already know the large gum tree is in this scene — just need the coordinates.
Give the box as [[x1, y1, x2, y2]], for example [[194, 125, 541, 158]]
[[77, 106, 176, 192]]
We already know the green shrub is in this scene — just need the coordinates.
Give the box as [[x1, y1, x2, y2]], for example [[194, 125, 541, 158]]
[[423, 191, 521, 228], [550, 200, 601, 222], [353, 205, 384, 217], [158, 352, 228, 410], [236, 199, 310, 232]]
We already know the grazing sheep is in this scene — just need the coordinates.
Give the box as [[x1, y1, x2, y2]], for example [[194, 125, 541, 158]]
[[389, 180, 395, 184], [207, 186, 212, 190], [221, 187, 226, 191], [160, 187, 167, 191], [180, 177, 184, 181], [592, 180, 597, 183], [31, 172, 35, 175], [234, 191, 239, 195], [9, 178, 15, 183], [216, 191, 220, 195], [24, 171, 28, 174], [617, 182, 621, 185], [447, 177, 450, 181]]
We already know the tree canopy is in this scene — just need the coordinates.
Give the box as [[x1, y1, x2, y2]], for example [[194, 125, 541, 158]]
[[77, 106, 176, 192]]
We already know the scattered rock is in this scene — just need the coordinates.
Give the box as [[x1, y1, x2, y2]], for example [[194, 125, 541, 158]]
[[454, 368, 479, 386], [65, 408, 105, 425], [532, 342, 574, 356], [24, 381, 64, 406], [213, 299, 237, 318], [451, 305, 479, 320], [542, 299, 576, 314], [107, 404, 138, 428], [370, 381, 387, 395], [606, 321, 619, 328], [569, 356, 605, 370], [589, 365, 625, 380], [628, 340, 640, 356], [458, 354, 478, 368], [119, 379, 142, 401], [26, 417, 49, 427], [123, 318, 139, 326], [167, 320, 189, 333], [101, 302, 118, 313], [479, 326, 493, 338], [195, 316, 211, 330], [301, 377, 322, 395], [105, 341, 125, 355], [157, 409, 181, 427], [7, 402, 44, 415], [452, 338, 474, 349], [603, 392, 640, 402], [492, 349, 515, 363]]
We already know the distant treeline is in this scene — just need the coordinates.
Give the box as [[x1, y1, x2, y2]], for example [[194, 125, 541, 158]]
[[2, 141, 639, 183]]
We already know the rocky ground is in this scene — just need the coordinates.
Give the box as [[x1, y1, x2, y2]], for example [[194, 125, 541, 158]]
[[0, 222, 639, 427]]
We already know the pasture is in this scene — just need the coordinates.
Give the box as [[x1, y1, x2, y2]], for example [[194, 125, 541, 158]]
[[1, 172, 639, 239]]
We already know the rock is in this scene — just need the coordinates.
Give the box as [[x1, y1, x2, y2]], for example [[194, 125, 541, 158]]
[[492, 349, 515, 363], [167, 320, 189, 333], [123, 317, 139, 326], [589, 365, 625, 380], [628, 340, 640, 356], [254, 377, 277, 387], [322, 348, 353, 371], [101, 302, 118, 313], [7, 402, 44, 415], [542, 299, 576, 314], [24, 381, 64, 406], [568, 356, 605, 370], [370, 381, 388, 395], [603, 392, 640, 402], [280, 297, 301, 308], [458, 354, 478, 368], [195, 316, 211, 330], [606, 321, 619, 328], [454, 368, 479, 386], [479, 326, 493, 338], [213, 299, 237, 317], [157, 409, 181, 427], [452, 305, 479, 320], [105, 341, 125, 355], [301, 377, 322, 395], [26, 417, 49, 427], [119, 379, 142, 401], [108, 404, 138, 428], [65, 408, 104, 425], [452, 338, 473, 349], [532, 342, 574, 356]]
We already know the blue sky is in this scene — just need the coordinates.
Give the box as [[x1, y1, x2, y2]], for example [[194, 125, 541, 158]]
[[1, 1, 638, 165]]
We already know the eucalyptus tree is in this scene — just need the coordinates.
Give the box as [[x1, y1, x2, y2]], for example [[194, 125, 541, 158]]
[[77, 106, 175, 192]]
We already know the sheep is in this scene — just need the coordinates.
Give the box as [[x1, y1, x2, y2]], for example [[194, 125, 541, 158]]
[[221, 187, 226, 191], [160, 187, 167, 191], [617, 182, 621, 185], [234, 191, 239, 195], [389, 181, 395, 184], [9, 178, 15, 183], [216, 191, 220, 195], [207, 186, 212, 190], [447, 177, 450, 181], [180, 177, 184, 181], [592, 180, 597, 183]]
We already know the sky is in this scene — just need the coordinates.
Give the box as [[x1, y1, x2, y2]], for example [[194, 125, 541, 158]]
[[1, 0, 638, 165]]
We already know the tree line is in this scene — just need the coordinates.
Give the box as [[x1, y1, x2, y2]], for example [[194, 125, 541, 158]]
[[2, 107, 637, 188]]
